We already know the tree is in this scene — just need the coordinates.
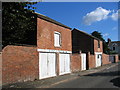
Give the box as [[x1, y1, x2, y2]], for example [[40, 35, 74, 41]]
[[2, 2, 37, 48], [91, 31, 110, 54], [91, 31, 104, 41]]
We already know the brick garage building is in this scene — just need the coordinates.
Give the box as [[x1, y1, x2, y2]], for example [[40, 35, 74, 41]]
[[37, 13, 72, 79], [72, 28, 103, 70], [2, 13, 72, 84]]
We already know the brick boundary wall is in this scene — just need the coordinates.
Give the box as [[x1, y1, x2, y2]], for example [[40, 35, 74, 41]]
[[102, 53, 111, 65], [71, 53, 81, 72], [2, 45, 39, 85], [115, 54, 119, 62], [102, 54, 119, 65], [71, 52, 96, 72], [87, 52, 95, 69]]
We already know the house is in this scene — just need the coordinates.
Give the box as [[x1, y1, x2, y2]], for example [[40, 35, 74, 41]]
[[36, 13, 72, 79], [72, 28, 103, 69], [108, 40, 120, 55], [107, 39, 120, 60]]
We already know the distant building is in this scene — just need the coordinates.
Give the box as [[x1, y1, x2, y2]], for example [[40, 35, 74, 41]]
[[108, 39, 120, 56], [72, 28, 103, 54]]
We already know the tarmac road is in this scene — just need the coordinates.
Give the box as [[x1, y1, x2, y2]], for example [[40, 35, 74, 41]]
[[2, 63, 120, 88], [47, 64, 120, 88]]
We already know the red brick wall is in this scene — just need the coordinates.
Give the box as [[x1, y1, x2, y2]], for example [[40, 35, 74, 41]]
[[87, 52, 95, 69], [72, 29, 94, 54], [71, 54, 81, 72], [94, 39, 103, 53], [37, 18, 72, 51], [102, 53, 111, 65], [89, 55, 95, 69], [2, 45, 39, 85], [115, 54, 119, 62], [71, 52, 96, 71]]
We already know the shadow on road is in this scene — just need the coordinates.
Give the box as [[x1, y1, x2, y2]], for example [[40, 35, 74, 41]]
[[83, 71, 120, 77], [110, 77, 120, 88]]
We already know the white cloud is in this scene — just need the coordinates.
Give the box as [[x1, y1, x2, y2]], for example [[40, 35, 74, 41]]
[[112, 26, 117, 31], [83, 7, 111, 25], [103, 33, 109, 37], [111, 9, 120, 21]]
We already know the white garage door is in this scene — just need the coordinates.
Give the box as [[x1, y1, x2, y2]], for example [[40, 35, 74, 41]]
[[81, 53, 86, 71], [39, 53, 56, 79], [96, 54, 102, 67], [59, 54, 70, 75]]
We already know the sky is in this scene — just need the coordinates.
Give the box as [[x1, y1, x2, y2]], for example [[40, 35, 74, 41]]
[[33, 2, 119, 41]]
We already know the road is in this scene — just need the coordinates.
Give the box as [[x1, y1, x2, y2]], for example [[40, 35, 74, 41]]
[[47, 64, 120, 88]]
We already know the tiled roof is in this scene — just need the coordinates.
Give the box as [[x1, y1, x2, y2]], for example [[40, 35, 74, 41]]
[[73, 28, 102, 41], [111, 41, 120, 43], [35, 12, 71, 30]]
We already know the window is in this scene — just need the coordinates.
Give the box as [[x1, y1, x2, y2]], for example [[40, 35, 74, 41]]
[[54, 31, 61, 47], [113, 47, 115, 50], [97, 55, 99, 58], [98, 41, 100, 48]]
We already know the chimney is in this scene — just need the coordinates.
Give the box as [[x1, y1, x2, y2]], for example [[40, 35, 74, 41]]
[[107, 38, 111, 45]]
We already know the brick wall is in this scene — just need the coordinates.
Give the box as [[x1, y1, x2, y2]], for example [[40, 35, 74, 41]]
[[2, 45, 39, 85], [87, 52, 95, 69], [71, 52, 96, 72], [102, 54, 119, 65], [72, 29, 94, 54], [102, 53, 111, 65], [94, 39, 103, 53], [89, 54, 95, 69], [115, 54, 119, 62], [71, 53, 81, 72], [37, 18, 72, 51]]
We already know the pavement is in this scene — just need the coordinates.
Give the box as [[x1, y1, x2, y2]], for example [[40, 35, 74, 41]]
[[2, 62, 120, 88]]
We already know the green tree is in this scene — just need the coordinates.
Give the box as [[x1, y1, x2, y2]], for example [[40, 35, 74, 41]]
[[91, 31, 104, 41], [2, 2, 37, 48], [91, 31, 110, 54]]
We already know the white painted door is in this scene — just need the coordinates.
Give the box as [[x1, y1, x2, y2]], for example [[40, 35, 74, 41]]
[[81, 53, 86, 71], [59, 54, 70, 75], [39, 53, 56, 79], [47, 53, 56, 77], [64, 54, 70, 73], [99, 54, 102, 66], [96, 54, 102, 67], [59, 54, 65, 75]]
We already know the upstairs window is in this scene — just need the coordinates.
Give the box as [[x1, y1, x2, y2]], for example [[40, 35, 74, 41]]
[[113, 47, 115, 50], [54, 31, 61, 47], [98, 40, 100, 48], [112, 43, 117, 51]]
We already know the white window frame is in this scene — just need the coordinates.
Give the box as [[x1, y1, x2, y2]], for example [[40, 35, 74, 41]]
[[54, 31, 61, 47]]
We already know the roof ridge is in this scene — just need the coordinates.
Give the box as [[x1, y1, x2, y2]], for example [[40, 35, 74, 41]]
[[73, 28, 102, 41], [35, 12, 72, 30]]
